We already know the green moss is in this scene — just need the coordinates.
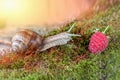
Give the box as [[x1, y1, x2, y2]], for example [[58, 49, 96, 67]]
[[0, 4, 120, 80]]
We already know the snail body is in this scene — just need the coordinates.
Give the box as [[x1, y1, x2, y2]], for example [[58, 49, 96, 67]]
[[0, 23, 80, 56], [40, 32, 80, 51]]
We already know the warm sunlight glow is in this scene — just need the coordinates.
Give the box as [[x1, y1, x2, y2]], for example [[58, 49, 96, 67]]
[[0, 0, 23, 16], [2, 0, 17, 10], [0, 0, 94, 26]]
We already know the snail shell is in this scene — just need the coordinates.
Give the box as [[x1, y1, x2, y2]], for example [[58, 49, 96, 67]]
[[11, 29, 43, 53], [0, 23, 80, 56], [0, 42, 12, 56]]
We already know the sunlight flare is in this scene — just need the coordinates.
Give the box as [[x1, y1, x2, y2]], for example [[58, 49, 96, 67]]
[[0, 0, 24, 16]]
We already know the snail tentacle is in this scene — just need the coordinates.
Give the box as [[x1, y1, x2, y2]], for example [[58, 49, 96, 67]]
[[0, 23, 80, 56], [40, 22, 81, 51]]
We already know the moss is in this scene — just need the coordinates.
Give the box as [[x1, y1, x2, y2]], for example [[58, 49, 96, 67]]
[[0, 4, 120, 80]]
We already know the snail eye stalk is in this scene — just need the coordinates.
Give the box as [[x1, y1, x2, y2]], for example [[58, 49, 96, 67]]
[[67, 22, 76, 33]]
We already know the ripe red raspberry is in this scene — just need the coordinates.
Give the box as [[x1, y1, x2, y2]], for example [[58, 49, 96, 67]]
[[88, 32, 108, 54]]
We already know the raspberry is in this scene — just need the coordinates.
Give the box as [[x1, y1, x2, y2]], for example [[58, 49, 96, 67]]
[[88, 32, 108, 54]]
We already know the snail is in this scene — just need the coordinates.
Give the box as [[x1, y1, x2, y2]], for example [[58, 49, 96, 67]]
[[0, 23, 80, 56]]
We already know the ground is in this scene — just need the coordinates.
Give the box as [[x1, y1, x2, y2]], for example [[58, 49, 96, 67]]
[[0, 4, 120, 80]]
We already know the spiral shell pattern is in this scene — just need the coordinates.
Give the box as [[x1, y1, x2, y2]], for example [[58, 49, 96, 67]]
[[12, 29, 43, 53]]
